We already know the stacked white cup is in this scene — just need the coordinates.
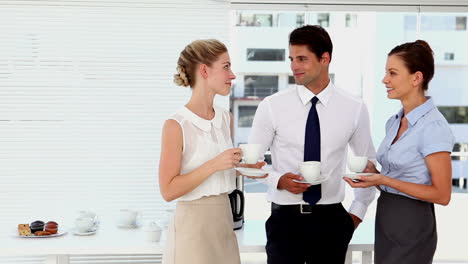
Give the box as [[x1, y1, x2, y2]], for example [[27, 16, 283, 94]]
[[144, 221, 162, 242], [118, 209, 139, 227], [75, 210, 97, 233]]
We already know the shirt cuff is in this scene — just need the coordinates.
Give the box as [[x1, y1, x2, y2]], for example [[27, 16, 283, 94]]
[[348, 200, 368, 220]]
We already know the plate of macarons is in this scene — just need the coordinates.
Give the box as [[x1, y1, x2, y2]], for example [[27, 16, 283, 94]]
[[16, 220, 67, 238]]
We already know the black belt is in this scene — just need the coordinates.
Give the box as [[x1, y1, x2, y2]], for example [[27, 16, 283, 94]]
[[271, 202, 341, 214]]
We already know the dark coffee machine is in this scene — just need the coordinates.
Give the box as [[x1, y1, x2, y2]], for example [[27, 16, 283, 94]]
[[228, 189, 244, 230], [229, 164, 246, 229]]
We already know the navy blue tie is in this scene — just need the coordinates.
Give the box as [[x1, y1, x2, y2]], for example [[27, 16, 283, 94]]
[[303, 96, 322, 205]]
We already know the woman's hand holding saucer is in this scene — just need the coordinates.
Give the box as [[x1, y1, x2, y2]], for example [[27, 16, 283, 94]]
[[236, 161, 268, 179], [237, 161, 266, 169], [343, 173, 386, 188]]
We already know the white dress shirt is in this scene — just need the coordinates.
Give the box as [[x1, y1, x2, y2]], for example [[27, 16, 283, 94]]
[[249, 82, 376, 219]]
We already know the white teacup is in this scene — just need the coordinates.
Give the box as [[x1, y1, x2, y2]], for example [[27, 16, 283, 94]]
[[78, 210, 96, 220], [348, 156, 368, 173], [119, 209, 139, 226], [75, 217, 95, 233], [147, 229, 162, 242], [145, 221, 162, 242], [160, 209, 174, 229], [299, 161, 321, 182], [239, 144, 263, 164]]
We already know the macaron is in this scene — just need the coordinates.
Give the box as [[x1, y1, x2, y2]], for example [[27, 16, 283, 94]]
[[45, 221, 58, 234], [30, 220, 45, 233], [45, 221, 58, 228]]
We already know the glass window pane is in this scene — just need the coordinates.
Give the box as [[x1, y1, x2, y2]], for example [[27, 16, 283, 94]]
[[329, 73, 335, 83], [254, 14, 273, 27], [456, 16, 467, 30], [444, 52, 455, 60], [236, 11, 273, 27], [246, 48, 285, 61], [439, 107, 468, 123], [345, 13, 357, 28], [317, 13, 330, 27], [420, 12, 468, 123], [238, 106, 257, 127], [404, 15, 417, 30], [244, 75, 278, 97], [297, 13, 305, 27]]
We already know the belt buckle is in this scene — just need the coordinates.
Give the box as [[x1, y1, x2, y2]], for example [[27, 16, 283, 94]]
[[300, 204, 312, 214]]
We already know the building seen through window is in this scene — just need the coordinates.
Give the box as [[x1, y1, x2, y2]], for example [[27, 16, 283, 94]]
[[345, 13, 357, 27], [444, 52, 455, 60], [238, 105, 258, 127], [231, 10, 468, 193], [456, 16, 467, 30], [244, 75, 279, 98], [237, 12, 272, 26], [439, 106, 468, 123], [296, 13, 305, 27], [236, 11, 306, 27], [317, 13, 330, 27], [246, 48, 285, 61], [405, 15, 468, 31], [289, 74, 334, 84]]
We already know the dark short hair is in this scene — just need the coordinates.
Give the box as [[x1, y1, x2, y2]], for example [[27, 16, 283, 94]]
[[289, 25, 333, 61], [388, 40, 434, 91]]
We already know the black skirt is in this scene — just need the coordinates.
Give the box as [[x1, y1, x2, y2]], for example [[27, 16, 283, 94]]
[[375, 190, 437, 264]]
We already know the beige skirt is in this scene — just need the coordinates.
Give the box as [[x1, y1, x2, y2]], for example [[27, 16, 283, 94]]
[[162, 193, 241, 264]]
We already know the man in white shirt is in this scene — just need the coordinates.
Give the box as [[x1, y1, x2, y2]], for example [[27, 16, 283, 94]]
[[249, 25, 376, 264]]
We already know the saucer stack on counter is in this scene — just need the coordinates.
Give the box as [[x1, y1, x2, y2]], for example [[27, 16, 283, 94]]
[[72, 210, 99, 236], [117, 209, 140, 228]]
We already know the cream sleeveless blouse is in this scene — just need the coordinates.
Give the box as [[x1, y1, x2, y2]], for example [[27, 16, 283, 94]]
[[169, 105, 236, 201]]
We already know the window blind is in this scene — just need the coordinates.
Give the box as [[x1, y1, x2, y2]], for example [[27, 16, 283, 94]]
[[232, 0, 468, 11], [0, 0, 230, 263]]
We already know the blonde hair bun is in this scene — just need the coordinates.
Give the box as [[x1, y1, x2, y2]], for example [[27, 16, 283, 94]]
[[173, 66, 190, 87]]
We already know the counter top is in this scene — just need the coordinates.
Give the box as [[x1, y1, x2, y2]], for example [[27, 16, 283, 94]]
[[0, 219, 374, 256]]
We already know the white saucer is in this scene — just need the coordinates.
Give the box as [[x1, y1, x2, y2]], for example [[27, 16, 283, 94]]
[[344, 173, 374, 180], [293, 177, 328, 185], [15, 230, 67, 238], [71, 229, 97, 236], [71, 225, 98, 235], [235, 167, 268, 177], [117, 222, 141, 229]]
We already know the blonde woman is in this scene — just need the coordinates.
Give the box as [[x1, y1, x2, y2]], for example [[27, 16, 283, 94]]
[[159, 39, 265, 264]]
